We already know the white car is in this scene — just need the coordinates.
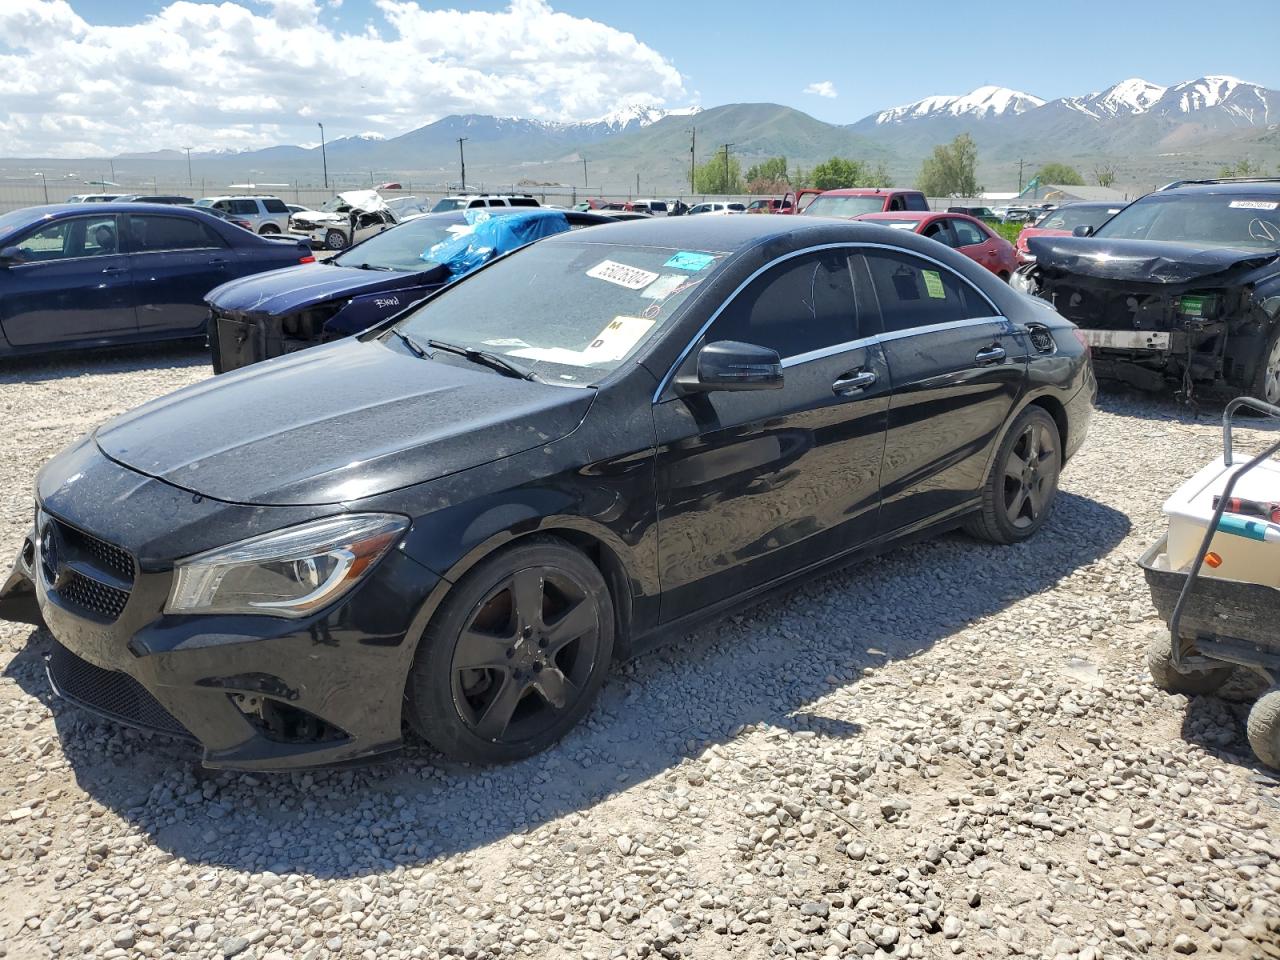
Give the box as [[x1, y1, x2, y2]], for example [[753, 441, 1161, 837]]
[[688, 202, 746, 215], [289, 190, 399, 250], [193, 195, 292, 234]]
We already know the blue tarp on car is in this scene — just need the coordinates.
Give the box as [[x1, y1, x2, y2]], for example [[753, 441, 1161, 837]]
[[423, 209, 571, 278]]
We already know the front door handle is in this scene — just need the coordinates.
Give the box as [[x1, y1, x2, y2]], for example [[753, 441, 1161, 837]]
[[100, 265, 126, 275], [833, 370, 877, 396], [975, 345, 1007, 365]]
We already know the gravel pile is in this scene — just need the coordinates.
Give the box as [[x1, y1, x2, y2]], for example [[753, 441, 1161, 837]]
[[1, 347, 1278, 960]]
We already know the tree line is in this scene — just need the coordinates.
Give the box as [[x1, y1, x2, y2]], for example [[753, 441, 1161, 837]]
[[691, 134, 1152, 197]]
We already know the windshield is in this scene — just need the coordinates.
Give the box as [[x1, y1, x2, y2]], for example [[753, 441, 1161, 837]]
[[0, 208, 41, 238], [431, 198, 467, 213], [332, 217, 476, 271], [803, 195, 886, 218], [1095, 194, 1280, 249], [392, 240, 724, 384], [1035, 205, 1122, 231]]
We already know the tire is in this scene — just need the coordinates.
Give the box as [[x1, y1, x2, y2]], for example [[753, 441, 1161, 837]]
[[1246, 687, 1280, 770], [324, 229, 348, 250], [1250, 325, 1280, 408], [1145, 630, 1233, 695], [405, 537, 615, 764], [259, 224, 280, 236], [963, 405, 1061, 544]]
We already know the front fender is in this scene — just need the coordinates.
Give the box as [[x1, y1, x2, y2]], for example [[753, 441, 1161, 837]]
[[324, 284, 440, 337]]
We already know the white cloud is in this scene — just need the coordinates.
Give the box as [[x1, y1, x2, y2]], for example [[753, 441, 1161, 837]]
[[0, 0, 686, 156], [803, 81, 838, 99]]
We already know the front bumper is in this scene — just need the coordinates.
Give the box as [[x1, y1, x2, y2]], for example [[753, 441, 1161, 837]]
[[0, 441, 440, 771]]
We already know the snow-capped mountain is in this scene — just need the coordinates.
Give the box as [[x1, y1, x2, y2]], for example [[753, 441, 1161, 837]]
[[860, 76, 1279, 129], [1057, 76, 1277, 125], [588, 103, 702, 133], [872, 85, 1044, 124]]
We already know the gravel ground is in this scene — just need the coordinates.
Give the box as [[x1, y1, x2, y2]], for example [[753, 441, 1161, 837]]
[[1, 346, 1278, 960]]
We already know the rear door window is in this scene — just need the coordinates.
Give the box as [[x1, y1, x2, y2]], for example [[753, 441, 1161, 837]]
[[509, 197, 539, 207], [230, 199, 259, 216], [262, 198, 288, 214], [130, 214, 224, 251], [862, 250, 994, 333]]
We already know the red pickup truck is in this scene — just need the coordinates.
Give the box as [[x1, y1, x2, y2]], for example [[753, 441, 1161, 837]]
[[786, 187, 930, 217]]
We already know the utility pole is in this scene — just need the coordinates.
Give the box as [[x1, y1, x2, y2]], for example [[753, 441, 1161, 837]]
[[636, 172, 640, 197], [182, 146, 193, 186], [1018, 158, 1024, 193], [689, 128, 696, 193], [582, 156, 588, 188], [457, 137, 468, 193], [35, 171, 47, 203], [721, 143, 734, 196], [108, 159, 115, 183], [317, 122, 328, 189]]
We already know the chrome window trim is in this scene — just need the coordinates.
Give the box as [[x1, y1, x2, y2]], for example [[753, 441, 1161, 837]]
[[652, 241, 1000, 401]]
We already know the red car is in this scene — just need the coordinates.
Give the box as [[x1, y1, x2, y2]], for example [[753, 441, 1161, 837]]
[[796, 187, 929, 216], [855, 211, 1019, 280], [1014, 201, 1127, 264]]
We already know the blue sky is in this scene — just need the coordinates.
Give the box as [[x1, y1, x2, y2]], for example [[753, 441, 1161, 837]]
[[67, 0, 1280, 125], [7, 0, 1277, 157]]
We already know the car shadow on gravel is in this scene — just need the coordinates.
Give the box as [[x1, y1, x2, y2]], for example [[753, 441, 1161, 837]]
[[0, 340, 208, 384], [3, 489, 1129, 879], [1097, 384, 1280, 428]]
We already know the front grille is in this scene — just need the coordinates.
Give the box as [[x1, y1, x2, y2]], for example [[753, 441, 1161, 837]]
[[46, 642, 193, 740], [59, 571, 130, 620], [40, 517, 134, 623]]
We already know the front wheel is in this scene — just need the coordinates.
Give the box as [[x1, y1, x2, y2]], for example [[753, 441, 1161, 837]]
[[1250, 326, 1280, 407], [964, 405, 1061, 544], [324, 229, 348, 250], [405, 538, 615, 764], [1145, 629, 1233, 695]]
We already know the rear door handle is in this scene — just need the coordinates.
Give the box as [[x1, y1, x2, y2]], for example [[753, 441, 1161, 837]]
[[974, 345, 1006, 365], [832, 370, 877, 396]]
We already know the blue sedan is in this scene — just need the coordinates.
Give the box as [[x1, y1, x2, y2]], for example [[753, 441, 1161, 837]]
[[207, 208, 615, 372], [0, 203, 315, 358]]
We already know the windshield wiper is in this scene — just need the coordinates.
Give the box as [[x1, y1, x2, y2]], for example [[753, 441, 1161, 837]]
[[388, 329, 429, 359], [424, 339, 540, 382], [354, 263, 393, 271]]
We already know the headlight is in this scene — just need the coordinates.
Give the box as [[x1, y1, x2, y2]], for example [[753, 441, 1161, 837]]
[[1010, 269, 1038, 296], [166, 514, 408, 618]]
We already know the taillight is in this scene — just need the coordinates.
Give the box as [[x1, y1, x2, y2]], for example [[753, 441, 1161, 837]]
[[1071, 328, 1091, 356], [299, 255, 316, 264]]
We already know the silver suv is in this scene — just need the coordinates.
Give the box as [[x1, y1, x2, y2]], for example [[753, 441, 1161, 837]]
[[193, 196, 291, 235], [429, 194, 541, 214]]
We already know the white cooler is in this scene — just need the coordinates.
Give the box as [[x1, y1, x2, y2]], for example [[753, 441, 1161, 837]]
[[1163, 455, 1280, 588]]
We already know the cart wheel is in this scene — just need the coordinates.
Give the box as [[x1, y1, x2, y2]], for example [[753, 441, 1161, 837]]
[[1246, 687, 1280, 770], [1146, 631, 1233, 695]]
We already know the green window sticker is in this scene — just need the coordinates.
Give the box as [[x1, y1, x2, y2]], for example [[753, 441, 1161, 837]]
[[922, 269, 946, 299]]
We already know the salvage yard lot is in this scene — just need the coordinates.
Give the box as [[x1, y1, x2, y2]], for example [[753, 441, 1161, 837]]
[[0, 346, 1278, 960]]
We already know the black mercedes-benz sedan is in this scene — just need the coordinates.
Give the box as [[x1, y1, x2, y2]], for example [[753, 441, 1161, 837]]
[[0, 216, 1094, 770]]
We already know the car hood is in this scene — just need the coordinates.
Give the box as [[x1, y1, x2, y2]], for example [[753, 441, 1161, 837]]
[[1026, 236, 1279, 284], [206, 262, 435, 318], [93, 339, 594, 506]]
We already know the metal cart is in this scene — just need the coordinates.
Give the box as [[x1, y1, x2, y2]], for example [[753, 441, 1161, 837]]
[[1139, 396, 1280, 769]]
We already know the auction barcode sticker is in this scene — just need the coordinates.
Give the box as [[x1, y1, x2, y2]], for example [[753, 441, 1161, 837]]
[[587, 260, 660, 290], [1229, 200, 1279, 210]]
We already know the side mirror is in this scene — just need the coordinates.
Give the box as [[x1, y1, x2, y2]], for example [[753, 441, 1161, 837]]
[[676, 340, 784, 394], [0, 245, 22, 266], [1072, 225, 1094, 237]]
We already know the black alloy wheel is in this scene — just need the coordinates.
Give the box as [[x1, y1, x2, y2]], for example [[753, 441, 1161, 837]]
[[406, 538, 614, 763], [965, 405, 1061, 544]]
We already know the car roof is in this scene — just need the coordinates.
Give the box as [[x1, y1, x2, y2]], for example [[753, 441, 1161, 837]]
[[9, 202, 228, 218], [855, 211, 935, 222], [539, 213, 922, 251], [819, 187, 919, 196], [1158, 180, 1280, 197]]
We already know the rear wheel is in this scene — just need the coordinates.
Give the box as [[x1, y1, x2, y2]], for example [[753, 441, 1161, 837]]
[[1247, 688, 1280, 769], [259, 223, 280, 235], [405, 538, 614, 764], [964, 405, 1061, 544], [1251, 326, 1280, 407], [324, 229, 348, 250]]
